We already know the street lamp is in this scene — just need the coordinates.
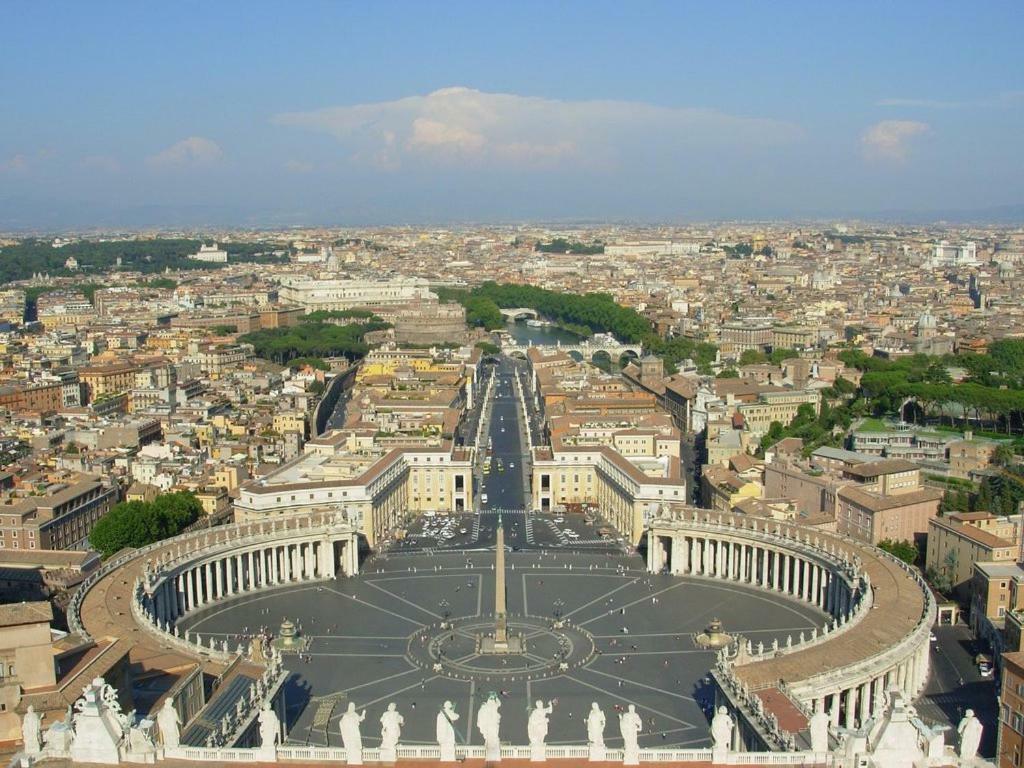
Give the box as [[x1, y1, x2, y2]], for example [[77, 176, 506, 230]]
[[553, 599, 565, 626], [440, 599, 451, 628]]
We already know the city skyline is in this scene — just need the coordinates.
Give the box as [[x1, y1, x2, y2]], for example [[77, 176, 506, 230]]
[[2, 1, 1023, 228]]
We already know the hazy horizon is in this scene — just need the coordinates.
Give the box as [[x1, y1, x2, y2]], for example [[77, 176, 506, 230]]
[[2, 1, 1023, 230]]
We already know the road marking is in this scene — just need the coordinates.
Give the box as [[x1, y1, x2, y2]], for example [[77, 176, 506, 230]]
[[364, 581, 444, 620], [320, 585, 426, 627], [563, 577, 641, 620], [580, 666, 698, 704], [556, 673, 696, 726]]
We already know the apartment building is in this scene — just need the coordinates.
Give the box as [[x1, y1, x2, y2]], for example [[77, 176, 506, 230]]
[[0, 381, 64, 414], [0, 475, 118, 551], [927, 513, 1022, 596], [998, 651, 1024, 768], [79, 363, 140, 404]]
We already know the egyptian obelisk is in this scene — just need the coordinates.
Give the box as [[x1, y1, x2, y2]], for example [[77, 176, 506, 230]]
[[494, 515, 508, 645], [479, 514, 522, 653]]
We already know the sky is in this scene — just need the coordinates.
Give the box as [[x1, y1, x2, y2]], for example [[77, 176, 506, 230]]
[[1, 1, 1023, 229]]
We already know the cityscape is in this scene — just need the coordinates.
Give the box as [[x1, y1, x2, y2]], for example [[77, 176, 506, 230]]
[[1, 4, 1023, 768]]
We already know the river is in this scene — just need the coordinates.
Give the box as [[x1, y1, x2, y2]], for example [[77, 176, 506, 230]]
[[503, 320, 622, 372]]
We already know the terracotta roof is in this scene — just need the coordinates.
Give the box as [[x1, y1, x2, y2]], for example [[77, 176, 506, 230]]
[[837, 485, 942, 513], [0, 600, 53, 627]]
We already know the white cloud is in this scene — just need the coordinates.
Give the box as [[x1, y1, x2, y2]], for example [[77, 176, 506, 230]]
[[861, 120, 929, 162], [147, 136, 223, 168], [273, 86, 800, 171]]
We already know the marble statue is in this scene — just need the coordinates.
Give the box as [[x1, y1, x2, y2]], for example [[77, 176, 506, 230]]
[[340, 702, 367, 765], [528, 700, 554, 760], [125, 718, 156, 760], [436, 701, 459, 762], [22, 705, 42, 756], [379, 703, 403, 761], [809, 702, 829, 753], [957, 709, 983, 763], [586, 702, 606, 762], [711, 706, 734, 755], [618, 704, 642, 766], [477, 692, 502, 761], [258, 704, 280, 749], [71, 678, 128, 764], [156, 699, 180, 749]]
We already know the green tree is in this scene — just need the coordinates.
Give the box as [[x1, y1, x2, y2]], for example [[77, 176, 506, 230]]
[[877, 539, 918, 565], [739, 349, 767, 366], [89, 492, 202, 557]]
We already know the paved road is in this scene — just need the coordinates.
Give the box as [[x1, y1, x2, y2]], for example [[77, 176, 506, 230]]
[[917, 623, 998, 758], [480, 359, 528, 510]]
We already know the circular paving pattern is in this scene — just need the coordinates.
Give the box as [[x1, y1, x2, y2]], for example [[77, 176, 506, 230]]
[[179, 547, 829, 749], [407, 614, 596, 679]]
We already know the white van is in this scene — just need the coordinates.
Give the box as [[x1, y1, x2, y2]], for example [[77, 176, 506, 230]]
[[481, 493, 489, 504]]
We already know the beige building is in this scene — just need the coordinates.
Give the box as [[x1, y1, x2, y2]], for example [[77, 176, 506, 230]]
[[235, 443, 474, 547], [273, 411, 308, 438], [79, 363, 140, 404], [531, 445, 686, 544], [926, 512, 1021, 596], [971, 561, 1024, 630], [836, 484, 941, 545], [0, 602, 56, 740]]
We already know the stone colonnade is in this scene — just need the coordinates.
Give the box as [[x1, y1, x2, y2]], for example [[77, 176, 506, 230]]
[[646, 514, 934, 737], [647, 528, 850, 617], [141, 528, 359, 626]]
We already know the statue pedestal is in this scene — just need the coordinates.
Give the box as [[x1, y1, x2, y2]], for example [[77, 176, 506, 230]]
[[69, 681, 127, 766], [380, 746, 397, 763], [440, 743, 457, 762], [485, 741, 501, 762], [530, 743, 546, 762], [588, 744, 606, 762], [623, 745, 639, 766], [711, 747, 728, 765], [254, 746, 277, 763]]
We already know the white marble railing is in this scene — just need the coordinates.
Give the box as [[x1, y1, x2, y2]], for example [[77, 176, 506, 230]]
[[129, 580, 237, 664], [68, 512, 355, 643], [166, 744, 835, 765], [739, 575, 872, 663]]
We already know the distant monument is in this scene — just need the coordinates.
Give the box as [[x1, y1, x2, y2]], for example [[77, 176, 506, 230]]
[[478, 516, 525, 654]]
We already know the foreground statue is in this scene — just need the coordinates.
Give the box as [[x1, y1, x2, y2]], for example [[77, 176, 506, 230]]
[[809, 702, 829, 753], [258, 703, 280, 754], [618, 704, 642, 766], [586, 702, 606, 762], [340, 702, 366, 765], [436, 701, 459, 762], [477, 692, 502, 762], [156, 699, 180, 749], [711, 706, 734, 757], [958, 709, 983, 763], [528, 700, 554, 761], [379, 703, 403, 762], [22, 705, 42, 756]]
